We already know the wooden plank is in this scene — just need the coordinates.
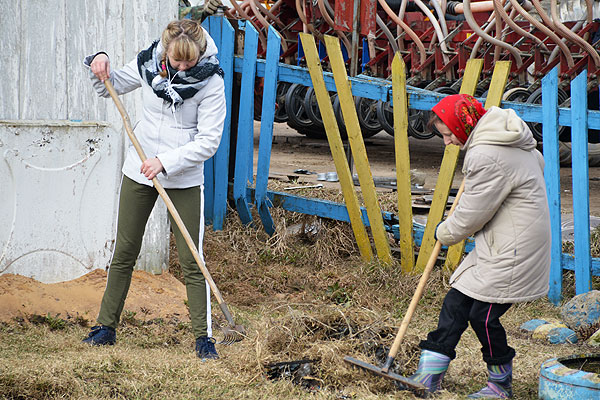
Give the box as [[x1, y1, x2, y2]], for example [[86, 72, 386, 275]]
[[233, 20, 259, 225], [65, 1, 107, 121], [484, 61, 511, 109], [542, 68, 563, 305], [299, 33, 373, 261], [458, 59, 483, 96], [0, 1, 20, 118], [391, 54, 414, 273], [571, 71, 592, 294], [20, 0, 67, 119], [444, 60, 509, 271], [213, 17, 235, 231], [324, 34, 392, 264], [415, 59, 482, 273], [255, 27, 282, 235]]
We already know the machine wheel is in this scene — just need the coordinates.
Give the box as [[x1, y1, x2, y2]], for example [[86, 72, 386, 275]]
[[274, 82, 291, 123], [304, 87, 325, 129], [526, 87, 569, 142], [332, 94, 348, 139], [407, 108, 434, 139], [376, 100, 394, 136], [285, 83, 323, 136], [376, 100, 431, 138], [502, 87, 530, 102], [355, 97, 381, 138]]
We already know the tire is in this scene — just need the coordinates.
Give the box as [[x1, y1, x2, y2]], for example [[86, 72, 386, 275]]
[[376, 100, 394, 136], [355, 97, 381, 138], [526, 87, 569, 142], [274, 82, 291, 123], [502, 87, 530, 102], [332, 93, 348, 139], [304, 87, 324, 129], [285, 83, 325, 137]]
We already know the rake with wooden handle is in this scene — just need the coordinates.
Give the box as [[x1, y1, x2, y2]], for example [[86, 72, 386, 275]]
[[344, 179, 466, 394], [103, 79, 245, 344]]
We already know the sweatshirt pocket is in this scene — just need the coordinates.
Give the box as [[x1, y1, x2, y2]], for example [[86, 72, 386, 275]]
[[164, 126, 197, 147]]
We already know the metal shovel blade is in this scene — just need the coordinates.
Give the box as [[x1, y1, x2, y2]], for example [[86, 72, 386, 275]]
[[343, 356, 426, 395]]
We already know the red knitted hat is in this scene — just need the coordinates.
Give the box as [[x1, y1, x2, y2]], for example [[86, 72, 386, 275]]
[[431, 94, 486, 144]]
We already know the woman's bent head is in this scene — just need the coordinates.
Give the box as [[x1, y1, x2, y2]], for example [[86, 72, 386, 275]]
[[430, 94, 486, 145], [160, 19, 207, 75]]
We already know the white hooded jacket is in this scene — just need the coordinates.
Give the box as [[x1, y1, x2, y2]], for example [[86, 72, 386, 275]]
[[436, 106, 551, 303], [84, 28, 226, 189]]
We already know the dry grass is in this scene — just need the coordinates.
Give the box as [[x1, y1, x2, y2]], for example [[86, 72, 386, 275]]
[[1, 208, 599, 399]]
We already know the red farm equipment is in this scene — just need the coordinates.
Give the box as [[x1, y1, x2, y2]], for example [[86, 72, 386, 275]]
[[220, 0, 600, 143]]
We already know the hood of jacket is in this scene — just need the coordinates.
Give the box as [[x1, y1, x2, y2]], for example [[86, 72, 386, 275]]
[[463, 106, 537, 151]]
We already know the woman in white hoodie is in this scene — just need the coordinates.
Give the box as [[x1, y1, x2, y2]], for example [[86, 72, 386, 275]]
[[404, 94, 550, 398], [81, 19, 226, 361]]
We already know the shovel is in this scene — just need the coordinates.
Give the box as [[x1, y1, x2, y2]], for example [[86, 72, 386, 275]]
[[344, 179, 466, 394], [103, 80, 245, 344]]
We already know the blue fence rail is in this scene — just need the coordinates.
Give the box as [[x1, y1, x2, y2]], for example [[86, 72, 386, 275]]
[[201, 16, 599, 305]]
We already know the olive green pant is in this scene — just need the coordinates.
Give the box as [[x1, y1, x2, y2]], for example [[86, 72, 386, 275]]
[[98, 175, 211, 339]]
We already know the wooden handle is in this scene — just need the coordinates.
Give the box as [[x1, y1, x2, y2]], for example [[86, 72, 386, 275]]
[[103, 80, 232, 318], [386, 179, 466, 362]]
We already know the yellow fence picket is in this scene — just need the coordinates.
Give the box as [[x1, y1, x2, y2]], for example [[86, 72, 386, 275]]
[[413, 59, 483, 272], [323, 35, 392, 265], [391, 54, 414, 273], [444, 61, 511, 271], [299, 33, 373, 261]]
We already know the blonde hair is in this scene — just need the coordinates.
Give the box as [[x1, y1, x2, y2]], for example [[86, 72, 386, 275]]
[[159, 19, 207, 77]]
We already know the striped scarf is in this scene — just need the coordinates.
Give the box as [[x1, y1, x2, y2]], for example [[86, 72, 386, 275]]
[[137, 40, 224, 111]]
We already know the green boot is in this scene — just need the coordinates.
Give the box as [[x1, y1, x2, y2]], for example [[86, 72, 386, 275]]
[[468, 361, 513, 399]]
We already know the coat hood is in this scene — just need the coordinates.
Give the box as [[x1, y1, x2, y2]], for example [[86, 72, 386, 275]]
[[464, 106, 537, 151]]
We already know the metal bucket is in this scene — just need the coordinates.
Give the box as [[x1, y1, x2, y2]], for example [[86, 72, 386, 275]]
[[539, 353, 600, 399]]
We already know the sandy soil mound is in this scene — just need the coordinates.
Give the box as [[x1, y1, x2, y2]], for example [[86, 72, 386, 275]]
[[0, 269, 190, 323]]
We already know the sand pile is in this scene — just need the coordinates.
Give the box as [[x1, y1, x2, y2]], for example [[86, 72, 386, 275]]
[[0, 269, 190, 323]]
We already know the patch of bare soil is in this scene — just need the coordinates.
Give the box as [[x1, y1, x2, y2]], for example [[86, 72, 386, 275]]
[[0, 269, 189, 324]]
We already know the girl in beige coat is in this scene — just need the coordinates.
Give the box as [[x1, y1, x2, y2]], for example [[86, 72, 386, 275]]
[[405, 94, 551, 399]]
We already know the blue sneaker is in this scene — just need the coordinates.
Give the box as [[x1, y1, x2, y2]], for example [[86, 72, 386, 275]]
[[82, 325, 116, 346], [195, 336, 219, 360]]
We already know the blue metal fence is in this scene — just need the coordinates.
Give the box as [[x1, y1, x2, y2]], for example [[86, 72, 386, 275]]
[[201, 16, 599, 304]]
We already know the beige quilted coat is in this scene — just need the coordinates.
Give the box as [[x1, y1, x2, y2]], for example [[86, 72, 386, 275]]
[[436, 106, 551, 303]]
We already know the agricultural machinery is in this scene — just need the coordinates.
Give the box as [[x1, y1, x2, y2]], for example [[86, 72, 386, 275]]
[[210, 0, 600, 143]]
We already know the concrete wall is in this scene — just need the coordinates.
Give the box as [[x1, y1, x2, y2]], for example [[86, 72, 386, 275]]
[[0, 0, 180, 282]]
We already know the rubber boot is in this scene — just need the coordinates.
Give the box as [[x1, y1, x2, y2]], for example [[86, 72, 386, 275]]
[[406, 349, 451, 393], [468, 361, 513, 399]]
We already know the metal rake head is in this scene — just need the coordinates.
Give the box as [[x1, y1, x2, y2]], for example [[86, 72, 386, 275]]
[[218, 324, 246, 345]]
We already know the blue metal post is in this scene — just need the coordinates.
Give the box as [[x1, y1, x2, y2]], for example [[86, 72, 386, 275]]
[[542, 68, 562, 305], [255, 27, 281, 235], [233, 21, 258, 225], [571, 71, 592, 294]]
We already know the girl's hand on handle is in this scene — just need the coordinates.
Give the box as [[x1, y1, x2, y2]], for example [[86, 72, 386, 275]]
[[90, 54, 110, 81], [141, 157, 164, 180]]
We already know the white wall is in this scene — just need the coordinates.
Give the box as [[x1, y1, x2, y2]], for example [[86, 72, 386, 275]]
[[0, 0, 180, 281]]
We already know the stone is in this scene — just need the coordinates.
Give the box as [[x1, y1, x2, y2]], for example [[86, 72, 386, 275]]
[[520, 319, 549, 332], [560, 290, 600, 334], [547, 327, 578, 344], [532, 323, 567, 340]]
